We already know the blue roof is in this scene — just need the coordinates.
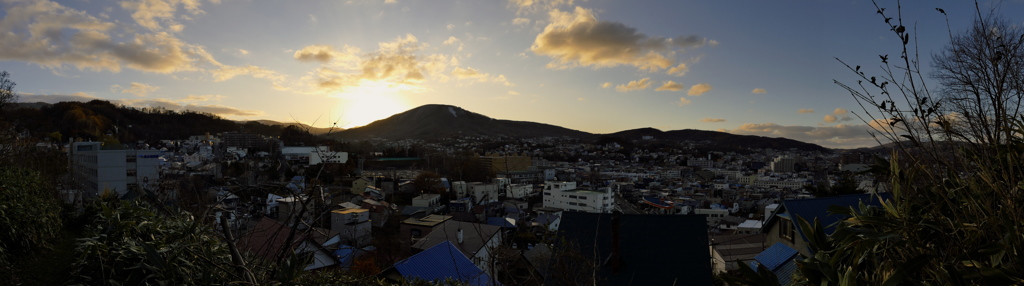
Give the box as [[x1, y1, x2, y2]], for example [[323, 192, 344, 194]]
[[486, 217, 516, 228], [753, 242, 798, 271], [782, 193, 890, 236], [393, 241, 500, 286]]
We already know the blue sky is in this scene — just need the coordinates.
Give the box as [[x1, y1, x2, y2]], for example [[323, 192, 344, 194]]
[[2, 0, 1021, 148]]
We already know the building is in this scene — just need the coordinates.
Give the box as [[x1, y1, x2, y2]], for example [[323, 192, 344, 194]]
[[399, 214, 452, 253], [382, 241, 499, 286], [70, 142, 161, 198], [770, 156, 796, 173], [546, 213, 712, 285], [541, 181, 614, 213], [467, 182, 500, 203], [221, 131, 270, 149], [762, 193, 890, 257], [330, 208, 372, 247], [411, 193, 443, 213], [478, 153, 531, 173], [410, 220, 503, 275]]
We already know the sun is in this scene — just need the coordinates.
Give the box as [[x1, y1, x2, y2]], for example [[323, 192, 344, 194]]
[[335, 81, 412, 129]]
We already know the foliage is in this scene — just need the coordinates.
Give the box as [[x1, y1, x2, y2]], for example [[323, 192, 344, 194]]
[[0, 70, 16, 112], [0, 167, 63, 269], [793, 1, 1024, 284], [70, 199, 239, 285]]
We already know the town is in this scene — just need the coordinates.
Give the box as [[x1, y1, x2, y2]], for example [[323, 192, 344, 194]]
[[60, 123, 883, 285]]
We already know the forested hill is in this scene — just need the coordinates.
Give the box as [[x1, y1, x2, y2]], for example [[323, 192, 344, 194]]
[[4, 100, 294, 143]]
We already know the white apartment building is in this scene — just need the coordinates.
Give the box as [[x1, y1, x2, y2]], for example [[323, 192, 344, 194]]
[[770, 156, 796, 173], [468, 182, 500, 203], [541, 181, 615, 213], [506, 184, 533, 199], [71, 142, 161, 198]]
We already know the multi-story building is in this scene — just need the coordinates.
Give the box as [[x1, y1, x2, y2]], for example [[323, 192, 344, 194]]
[[331, 208, 372, 247], [770, 156, 796, 173], [71, 142, 161, 198], [478, 153, 531, 173], [541, 181, 615, 213]]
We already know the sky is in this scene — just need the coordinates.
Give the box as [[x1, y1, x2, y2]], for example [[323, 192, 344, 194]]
[[2, 0, 1022, 149]]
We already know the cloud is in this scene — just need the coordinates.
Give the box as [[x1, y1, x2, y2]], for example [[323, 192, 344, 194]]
[[443, 36, 460, 45], [667, 63, 689, 76], [0, 0, 282, 85], [507, 90, 520, 95], [294, 45, 338, 63], [508, 0, 575, 14], [120, 0, 206, 32], [113, 82, 160, 97], [701, 118, 726, 123], [678, 97, 692, 106], [655, 80, 683, 91], [798, 109, 815, 114], [446, 23, 455, 30], [18, 92, 99, 103], [752, 88, 767, 94], [180, 94, 224, 102], [512, 18, 531, 26], [615, 78, 651, 92], [452, 67, 514, 86], [723, 122, 881, 149], [823, 108, 853, 123], [687, 83, 712, 96], [600, 82, 613, 88], [531, 7, 712, 72]]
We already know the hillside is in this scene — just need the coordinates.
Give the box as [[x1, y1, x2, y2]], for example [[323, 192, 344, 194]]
[[604, 128, 832, 153], [326, 104, 595, 140]]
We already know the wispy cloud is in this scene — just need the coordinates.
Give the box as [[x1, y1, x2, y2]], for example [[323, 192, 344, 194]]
[[678, 97, 692, 106], [615, 78, 651, 92], [112, 82, 160, 97], [752, 88, 766, 94], [797, 109, 815, 114], [655, 80, 683, 91], [701, 118, 726, 123], [687, 83, 712, 96]]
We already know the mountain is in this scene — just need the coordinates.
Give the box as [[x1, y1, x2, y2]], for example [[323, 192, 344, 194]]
[[326, 104, 594, 140], [328, 104, 831, 152], [604, 128, 832, 153], [241, 120, 339, 135]]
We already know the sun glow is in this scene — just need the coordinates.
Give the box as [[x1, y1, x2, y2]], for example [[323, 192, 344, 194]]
[[335, 81, 413, 129]]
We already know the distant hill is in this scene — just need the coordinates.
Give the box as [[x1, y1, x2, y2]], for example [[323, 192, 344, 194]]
[[329, 104, 832, 152], [604, 128, 832, 153], [241, 120, 339, 135], [326, 104, 594, 140]]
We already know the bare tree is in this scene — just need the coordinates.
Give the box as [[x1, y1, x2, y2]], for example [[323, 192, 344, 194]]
[[0, 71, 16, 111], [932, 14, 1024, 147]]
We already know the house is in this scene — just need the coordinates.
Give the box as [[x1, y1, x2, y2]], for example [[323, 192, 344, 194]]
[[382, 241, 501, 286], [411, 193, 443, 213], [399, 215, 452, 253], [238, 217, 337, 271], [468, 182, 500, 204], [351, 177, 374, 195], [546, 212, 712, 286], [762, 193, 890, 256], [506, 183, 532, 199], [410, 220, 503, 275], [330, 208, 372, 247], [750, 242, 800, 286]]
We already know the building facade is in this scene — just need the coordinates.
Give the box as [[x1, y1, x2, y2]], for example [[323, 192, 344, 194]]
[[71, 142, 161, 198]]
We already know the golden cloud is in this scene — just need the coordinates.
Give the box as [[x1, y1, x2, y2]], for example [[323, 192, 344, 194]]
[[687, 83, 712, 96], [798, 109, 815, 114], [600, 82, 613, 88], [752, 88, 767, 94], [615, 78, 651, 92], [701, 118, 726, 123], [678, 97, 692, 106], [655, 81, 683, 91], [113, 82, 160, 97], [531, 7, 711, 72]]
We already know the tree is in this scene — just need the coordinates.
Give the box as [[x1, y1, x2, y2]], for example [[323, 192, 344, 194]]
[[0, 71, 16, 112], [0, 168, 63, 275], [794, 1, 1024, 284]]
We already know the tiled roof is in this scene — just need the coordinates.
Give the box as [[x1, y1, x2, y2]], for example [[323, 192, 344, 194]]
[[753, 242, 798, 271], [393, 241, 500, 286]]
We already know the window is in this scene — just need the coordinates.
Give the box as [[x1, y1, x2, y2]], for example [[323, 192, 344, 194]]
[[779, 217, 794, 242], [578, 196, 587, 200], [411, 229, 422, 238]]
